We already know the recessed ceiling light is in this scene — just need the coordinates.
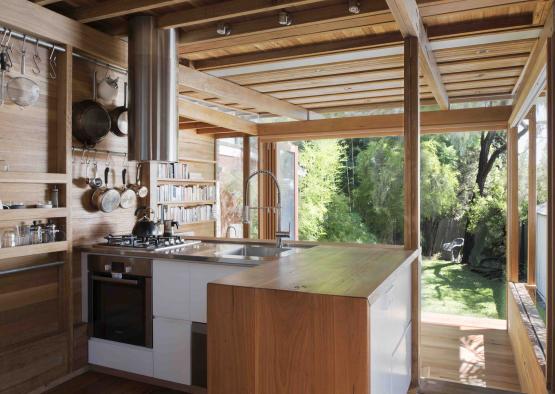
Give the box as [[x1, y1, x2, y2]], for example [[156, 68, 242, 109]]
[[348, 0, 361, 14], [278, 11, 293, 26], [216, 23, 231, 36]]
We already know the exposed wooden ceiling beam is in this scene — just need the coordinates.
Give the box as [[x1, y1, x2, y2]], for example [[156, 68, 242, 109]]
[[178, 100, 258, 135], [73, 0, 189, 24], [509, 4, 553, 127], [195, 127, 238, 135], [1, 0, 127, 67], [202, 29, 539, 78], [257, 106, 512, 141], [194, 32, 402, 70], [179, 0, 392, 52], [385, 0, 449, 109], [179, 65, 321, 120], [158, 0, 328, 30]]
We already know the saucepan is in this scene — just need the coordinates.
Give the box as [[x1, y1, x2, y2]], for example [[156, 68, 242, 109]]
[[91, 166, 120, 213]]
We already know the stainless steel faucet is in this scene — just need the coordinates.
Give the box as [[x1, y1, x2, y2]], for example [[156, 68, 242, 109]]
[[242, 170, 290, 248]]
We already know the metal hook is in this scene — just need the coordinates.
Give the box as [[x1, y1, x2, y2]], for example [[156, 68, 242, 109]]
[[71, 147, 75, 164], [48, 47, 56, 79], [80, 149, 87, 165], [20, 35, 27, 54], [32, 40, 41, 75], [92, 149, 97, 165]]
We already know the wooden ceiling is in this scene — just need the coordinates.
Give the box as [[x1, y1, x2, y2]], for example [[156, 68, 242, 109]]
[[34, 0, 552, 119]]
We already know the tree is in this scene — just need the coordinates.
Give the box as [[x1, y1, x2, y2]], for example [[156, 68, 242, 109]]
[[297, 139, 344, 240], [354, 137, 405, 244], [461, 129, 527, 264], [420, 138, 460, 256], [323, 194, 375, 243]]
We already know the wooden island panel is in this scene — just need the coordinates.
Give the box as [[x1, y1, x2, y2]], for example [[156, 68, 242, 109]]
[[207, 283, 370, 394]]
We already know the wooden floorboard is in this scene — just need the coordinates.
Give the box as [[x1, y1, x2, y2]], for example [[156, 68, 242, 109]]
[[45, 371, 184, 394], [417, 378, 522, 394], [421, 313, 521, 392]]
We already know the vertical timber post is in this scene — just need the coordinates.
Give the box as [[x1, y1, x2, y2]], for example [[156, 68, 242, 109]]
[[404, 36, 421, 388]]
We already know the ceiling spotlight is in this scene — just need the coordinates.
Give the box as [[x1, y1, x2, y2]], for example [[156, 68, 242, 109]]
[[278, 11, 293, 26], [348, 0, 360, 14], [216, 23, 231, 36]]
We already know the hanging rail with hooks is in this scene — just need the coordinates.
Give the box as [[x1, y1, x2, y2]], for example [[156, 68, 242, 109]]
[[72, 146, 129, 160], [0, 26, 128, 75]]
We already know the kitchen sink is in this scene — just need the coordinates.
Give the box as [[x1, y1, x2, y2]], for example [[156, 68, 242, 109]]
[[218, 244, 297, 260]]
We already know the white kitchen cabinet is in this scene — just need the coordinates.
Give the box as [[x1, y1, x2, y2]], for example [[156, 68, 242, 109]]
[[154, 317, 191, 385], [153, 260, 191, 320], [89, 338, 153, 377], [370, 264, 412, 394], [391, 323, 412, 394], [189, 263, 247, 323]]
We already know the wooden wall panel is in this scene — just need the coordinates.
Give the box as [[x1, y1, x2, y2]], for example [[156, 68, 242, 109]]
[[507, 283, 547, 394]]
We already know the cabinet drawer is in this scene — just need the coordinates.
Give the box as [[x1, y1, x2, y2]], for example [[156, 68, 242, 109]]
[[154, 317, 191, 385], [153, 260, 190, 320], [89, 338, 153, 376], [189, 263, 246, 323]]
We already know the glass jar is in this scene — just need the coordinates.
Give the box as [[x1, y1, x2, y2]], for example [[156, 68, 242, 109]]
[[44, 221, 60, 243], [1, 229, 17, 248], [29, 221, 43, 245]]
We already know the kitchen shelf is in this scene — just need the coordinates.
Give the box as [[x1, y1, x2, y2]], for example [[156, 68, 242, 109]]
[[0, 241, 69, 259], [179, 158, 217, 164], [157, 200, 216, 207], [178, 219, 216, 227], [0, 172, 69, 184], [0, 208, 68, 221], [157, 178, 217, 184]]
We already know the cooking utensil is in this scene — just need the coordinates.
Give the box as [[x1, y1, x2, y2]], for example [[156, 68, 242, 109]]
[[72, 71, 111, 147], [97, 71, 119, 102], [0, 49, 8, 106], [88, 161, 103, 188], [91, 166, 120, 213], [109, 81, 128, 136], [132, 208, 161, 237], [118, 167, 136, 209], [129, 162, 149, 198], [7, 36, 40, 107]]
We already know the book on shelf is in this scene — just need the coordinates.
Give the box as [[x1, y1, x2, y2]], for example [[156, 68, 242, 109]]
[[157, 162, 191, 180], [158, 204, 215, 225], [157, 184, 216, 203]]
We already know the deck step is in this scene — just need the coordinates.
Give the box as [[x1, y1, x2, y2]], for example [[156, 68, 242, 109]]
[[418, 378, 522, 394]]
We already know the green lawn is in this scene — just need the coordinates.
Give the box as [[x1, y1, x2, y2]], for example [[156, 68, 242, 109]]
[[422, 257, 507, 320]]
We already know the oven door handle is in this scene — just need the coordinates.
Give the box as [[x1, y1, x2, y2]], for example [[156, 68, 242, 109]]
[[91, 275, 139, 286]]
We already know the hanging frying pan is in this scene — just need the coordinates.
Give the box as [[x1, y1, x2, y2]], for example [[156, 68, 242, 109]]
[[109, 81, 128, 137], [72, 71, 111, 147]]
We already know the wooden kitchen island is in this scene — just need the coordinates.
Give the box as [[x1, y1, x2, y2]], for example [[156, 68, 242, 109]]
[[208, 244, 420, 394]]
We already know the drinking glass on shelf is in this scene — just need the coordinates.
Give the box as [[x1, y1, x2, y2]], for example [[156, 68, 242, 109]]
[[16, 224, 31, 246], [1, 228, 17, 248]]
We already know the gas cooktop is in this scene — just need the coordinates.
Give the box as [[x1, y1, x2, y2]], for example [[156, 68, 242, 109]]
[[103, 234, 201, 252]]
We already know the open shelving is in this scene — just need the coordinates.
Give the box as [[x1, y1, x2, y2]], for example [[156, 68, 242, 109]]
[[0, 241, 69, 259], [0, 208, 69, 221], [157, 178, 216, 184], [157, 200, 216, 206]]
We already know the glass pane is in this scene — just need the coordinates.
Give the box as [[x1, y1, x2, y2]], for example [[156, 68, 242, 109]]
[[217, 138, 244, 238], [277, 142, 297, 240]]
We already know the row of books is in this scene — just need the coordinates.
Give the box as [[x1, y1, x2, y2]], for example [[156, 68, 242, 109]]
[[157, 184, 216, 203], [157, 205, 214, 225], [157, 162, 191, 179]]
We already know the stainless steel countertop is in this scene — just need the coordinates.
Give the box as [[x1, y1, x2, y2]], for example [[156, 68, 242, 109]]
[[79, 242, 306, 267]]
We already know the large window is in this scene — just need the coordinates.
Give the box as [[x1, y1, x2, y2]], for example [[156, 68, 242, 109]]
[[216, 137, 259, 239]]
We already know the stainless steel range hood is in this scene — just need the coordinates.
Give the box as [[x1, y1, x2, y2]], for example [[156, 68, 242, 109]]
[[128, 15, 178, 162]]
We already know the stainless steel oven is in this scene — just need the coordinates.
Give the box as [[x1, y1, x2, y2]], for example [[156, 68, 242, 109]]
[[88, 255, 153, 348]]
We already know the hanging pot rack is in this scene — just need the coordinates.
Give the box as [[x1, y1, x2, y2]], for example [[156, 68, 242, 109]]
[[0, 26, 128, 75]]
